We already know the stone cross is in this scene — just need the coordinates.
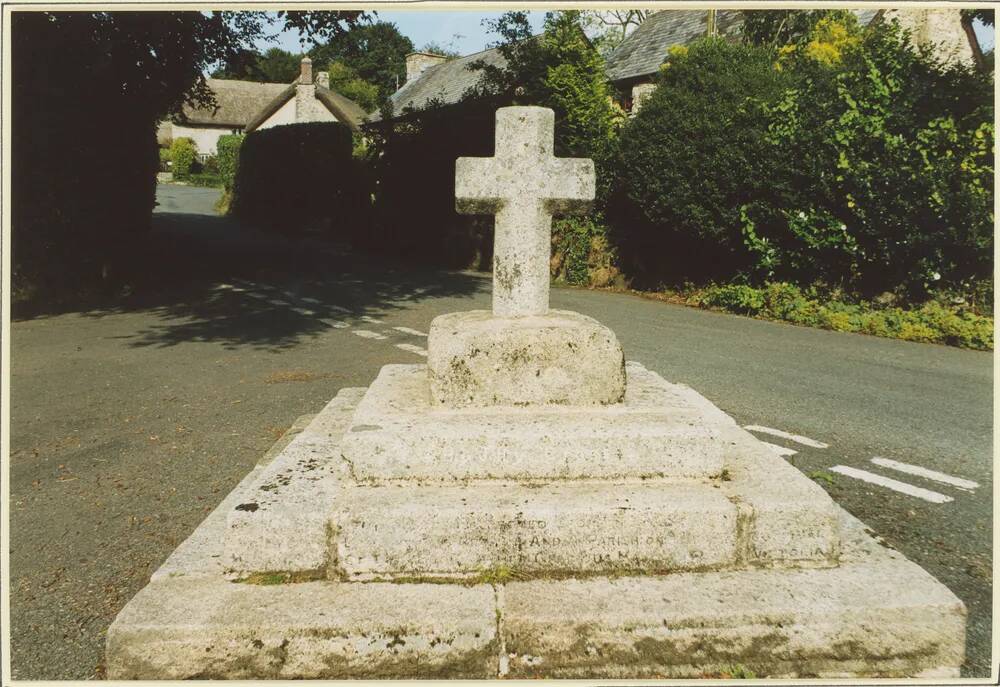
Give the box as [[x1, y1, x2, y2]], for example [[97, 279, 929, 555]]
[[455, 107, 595, 317]]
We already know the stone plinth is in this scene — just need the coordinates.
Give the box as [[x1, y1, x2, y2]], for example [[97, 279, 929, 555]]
[[427, 309, 625, 407], [341, 363, 723, 483]]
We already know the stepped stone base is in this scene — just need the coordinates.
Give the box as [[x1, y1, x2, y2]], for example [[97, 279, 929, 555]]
[[109, 369, 966, 678], [107, 501, 964, 679], [427, 309, 625, 407], [223, 364, 840, 575]]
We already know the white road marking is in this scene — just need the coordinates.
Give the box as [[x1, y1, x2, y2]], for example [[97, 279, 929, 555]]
[[328, 304, 352, 315], [761, 441, 797, 457], [352, 330, 387, 340], [360, 315, 384, 324], [393, 326, 428, 337], [395, 343, 428, 357], [870, 457, 979, 492], [320, 319, 350, 329], [299, 296, 321, 305], [829, 465, 953, 504], [743, 425, 829, 449]]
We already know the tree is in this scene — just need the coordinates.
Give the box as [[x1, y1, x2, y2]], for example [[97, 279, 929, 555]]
[[610, 18, 993, 298], [212, 47, 304, 83], [420, 40, 462, 58], [580, 10, 653, 54], [309, 21, 413, 99], [470, 11, 621, 162], [12, 10, 367, 303], [325, 61, 380, 111], [741, 9, 856, 49]]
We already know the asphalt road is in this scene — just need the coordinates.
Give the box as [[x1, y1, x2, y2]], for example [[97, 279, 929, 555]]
[[9, 185, 993, 678]]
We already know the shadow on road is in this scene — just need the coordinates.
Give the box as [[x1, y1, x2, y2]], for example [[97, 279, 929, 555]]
[[16, 186, 488, 351]]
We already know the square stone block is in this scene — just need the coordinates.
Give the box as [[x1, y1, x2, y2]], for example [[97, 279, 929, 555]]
[[500, 511, 965, 679], [106, 578, 499, 679], [427, 309, 625, 407], [333, 481, 739, 578], [223, 388, 364, 574], [339, 362, 727, 482]]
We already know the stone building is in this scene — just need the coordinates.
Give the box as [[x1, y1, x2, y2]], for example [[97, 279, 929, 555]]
[[168, 58, 366, 156], [368, 48, 508, 122], [606, 8, 983, 113]]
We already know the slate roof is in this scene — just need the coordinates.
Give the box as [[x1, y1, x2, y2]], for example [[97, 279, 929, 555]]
[[369, 46, 508, 121], [606, 8, 884, 83], [178, 79, 289, 127], [605, 10, 745, 83]]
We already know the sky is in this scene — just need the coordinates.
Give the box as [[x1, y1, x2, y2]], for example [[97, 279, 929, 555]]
[[273, 11, 547, 56], [271, 10, 993, 59]]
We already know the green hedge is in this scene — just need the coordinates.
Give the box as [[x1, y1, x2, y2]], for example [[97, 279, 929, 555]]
[[609, 26, 994, 301], [216, 134, 243, 191], [231, 122, 369, 237]]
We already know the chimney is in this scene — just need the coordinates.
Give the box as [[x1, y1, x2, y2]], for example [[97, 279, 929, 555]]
[[299, 57, 313, 85], [315, 71, 329, 89], [404, 52, 448, 84]]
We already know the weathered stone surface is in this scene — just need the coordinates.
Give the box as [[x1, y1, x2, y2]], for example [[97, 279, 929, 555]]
[[334, 481, 738, 578], [501, 511, 966, 679], [427, 309, 625, 407], [223, 388, 364, 574], [455, 107, 594, 317], [106, 578, 498, 679], [341, 362, 725, 482]]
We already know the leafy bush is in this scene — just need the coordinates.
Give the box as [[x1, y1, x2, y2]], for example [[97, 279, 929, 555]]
[[690, 281, 993, 350], [183, 173, 223, 188], [231, 122, 369, 238], [608, 38, 790, 286], [609, 20, 994, 301], [169, 137, 197, 178], [551, 215, 619, 287], [216, 134, 243, 191], [201, 154, 219, 175]]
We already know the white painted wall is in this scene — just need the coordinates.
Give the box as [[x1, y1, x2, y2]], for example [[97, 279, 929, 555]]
[[256, 97, 297, 131], [171, 123, 239, 156]]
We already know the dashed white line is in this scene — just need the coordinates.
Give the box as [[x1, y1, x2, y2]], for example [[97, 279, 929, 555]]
[[395, 343, 428, 357], [744, 425, 829, 449], [360, 315, 384, 324], [870, 457, 979, 492], [393, 326, 428, 337], [352, 330, 387, 340], [320, 319, 351, 329], [761, 441, 798, 457], [829, 465, 953, 504]]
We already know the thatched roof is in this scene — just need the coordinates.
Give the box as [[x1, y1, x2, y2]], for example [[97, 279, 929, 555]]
[[243, 81, 367, 133], [368, 46, 508, 122], [178, 78, 289, 128], [606, 9, 883, 83], [314, 86, 367, 131]]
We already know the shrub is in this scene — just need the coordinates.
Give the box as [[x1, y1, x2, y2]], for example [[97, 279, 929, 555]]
[[608, 38, 790, 286], [549, 215, 620, 287], [231, 122, 369, 238], [201, 154, 219, 175], [169, 137, 197, 178], [216, 134, 243, 191], [608, 20, 993, 300], [687, 281, 993, 350], [700, 284, 766, 315]]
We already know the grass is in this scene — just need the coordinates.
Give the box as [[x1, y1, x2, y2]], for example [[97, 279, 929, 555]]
[[234, 570, 323, 585]]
